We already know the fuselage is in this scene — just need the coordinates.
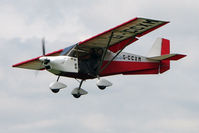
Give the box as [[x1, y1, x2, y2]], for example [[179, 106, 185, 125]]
[[43, 50, 160, 79]]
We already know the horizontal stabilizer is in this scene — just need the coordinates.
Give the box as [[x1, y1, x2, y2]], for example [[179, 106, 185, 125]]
[[147, 54, 186, 61]]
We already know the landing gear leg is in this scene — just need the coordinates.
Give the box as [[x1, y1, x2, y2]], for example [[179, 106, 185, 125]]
[[79, 80, 84, 90], [73, 80, 83, 98], [57, 75, 60, 82], [50, 76, 61, 93]]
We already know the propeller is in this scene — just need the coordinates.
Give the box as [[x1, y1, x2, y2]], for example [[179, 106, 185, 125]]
[[40, 38, 50, 64], [35, 38, 49, 77], [42, 38, 46, 56]]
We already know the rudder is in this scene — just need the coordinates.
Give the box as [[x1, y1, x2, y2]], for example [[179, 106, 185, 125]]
[[160, 38, 170, 73]]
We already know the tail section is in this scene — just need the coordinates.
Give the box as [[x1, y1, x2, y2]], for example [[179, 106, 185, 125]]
[[147, 38, 186, 74]]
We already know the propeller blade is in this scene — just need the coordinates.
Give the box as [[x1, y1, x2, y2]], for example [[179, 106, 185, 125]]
[[42, 38, 46, 56], [34, 38, 47, 77]]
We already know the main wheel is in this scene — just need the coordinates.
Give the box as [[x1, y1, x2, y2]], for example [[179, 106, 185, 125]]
[[98, 85, 106, 90], [51, 89, 60, 93], [72, 94, 81, 98]]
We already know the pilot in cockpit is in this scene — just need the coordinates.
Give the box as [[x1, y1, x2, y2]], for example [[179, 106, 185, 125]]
[[79, 48, 103, 76]]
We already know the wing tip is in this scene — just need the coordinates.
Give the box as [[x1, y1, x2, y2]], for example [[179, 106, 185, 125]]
[[12, 64, 17, 67], [137, 17, 170, 22], [12, 49, 64, 68]]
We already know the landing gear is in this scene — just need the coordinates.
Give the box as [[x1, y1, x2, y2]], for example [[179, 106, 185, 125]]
[[71, 80, 88, 98], [72, 93, 81, 98], [96, 78, 112, 90], [97, 86, 106, 90], [51, 89, 60, 93], [49, 76, 67, 93], [49, 76, 112, 97]]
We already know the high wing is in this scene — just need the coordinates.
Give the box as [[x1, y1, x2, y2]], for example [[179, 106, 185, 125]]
[[79, 17, 169, 52], [13, 17, 168, 70], [12, 49, 63, 70]]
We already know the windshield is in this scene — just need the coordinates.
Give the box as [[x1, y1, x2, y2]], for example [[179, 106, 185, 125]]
[[60, 44, 76, 56]]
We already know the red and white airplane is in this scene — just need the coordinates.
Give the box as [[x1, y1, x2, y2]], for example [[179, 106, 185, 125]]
[[13, 17, 186, 98]]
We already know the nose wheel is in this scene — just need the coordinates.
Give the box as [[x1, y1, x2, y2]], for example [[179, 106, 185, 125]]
[[71, 80, 88, 98], [49, 76, 67, 93], [72, 93, 81, 98]]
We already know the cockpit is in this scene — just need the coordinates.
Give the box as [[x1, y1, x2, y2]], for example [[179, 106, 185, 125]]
[[60, 44, 104, 76], [60, 44, 95, 59]]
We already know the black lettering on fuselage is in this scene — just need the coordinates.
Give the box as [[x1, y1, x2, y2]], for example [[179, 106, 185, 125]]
[[135, 56, 137, 61], [122, 54, 142, 62], [138, 57, 141, 61], [123, 55, 126, 60], [128, 55, 131, 60], [131, 56, 134, 61]]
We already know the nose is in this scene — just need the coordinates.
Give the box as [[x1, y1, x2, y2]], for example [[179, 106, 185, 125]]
[[39, 56, 47, 61], [39, 57, 50, 65]]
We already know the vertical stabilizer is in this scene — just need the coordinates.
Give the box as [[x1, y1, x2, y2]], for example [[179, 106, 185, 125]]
[[147, 38, 170, 73], [147, 38, 162, 57]]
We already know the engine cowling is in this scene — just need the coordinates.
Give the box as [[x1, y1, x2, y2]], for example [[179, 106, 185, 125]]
[[39, 56, 78, 73]]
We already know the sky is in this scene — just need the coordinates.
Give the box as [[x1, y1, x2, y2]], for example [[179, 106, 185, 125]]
[[1, 0, 199, 133]]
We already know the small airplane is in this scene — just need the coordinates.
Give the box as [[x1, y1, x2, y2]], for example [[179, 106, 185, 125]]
[[13, 17, 186, 98]]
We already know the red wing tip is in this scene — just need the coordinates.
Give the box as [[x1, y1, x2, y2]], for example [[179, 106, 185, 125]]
[[12, 62, 27, 67], [12, 64, 17, 67]]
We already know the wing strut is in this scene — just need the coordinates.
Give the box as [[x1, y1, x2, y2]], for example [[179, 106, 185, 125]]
[[96, 32, 114, 75], [99, 36, 137, 74]]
